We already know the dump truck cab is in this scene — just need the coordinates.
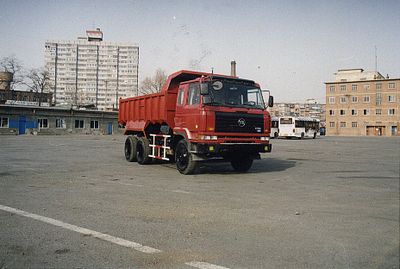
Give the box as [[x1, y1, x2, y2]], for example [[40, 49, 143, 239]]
[[173, 76, 272, 161], [119, 70, 273, 174]]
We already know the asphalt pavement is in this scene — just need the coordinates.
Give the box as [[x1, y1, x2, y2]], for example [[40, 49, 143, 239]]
[[0, 135, 399, 269]]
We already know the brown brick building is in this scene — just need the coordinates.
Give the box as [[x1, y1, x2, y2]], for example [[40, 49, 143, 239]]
[[325, 69, 399, 136]]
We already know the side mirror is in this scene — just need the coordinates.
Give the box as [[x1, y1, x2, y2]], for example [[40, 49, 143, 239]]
[[268, 96, 274, 107], [202, 95, 212, 104], [200, 83, 209, 95]]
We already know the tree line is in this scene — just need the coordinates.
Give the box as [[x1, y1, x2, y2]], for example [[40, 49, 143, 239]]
[[0, 55, 50, 95], [1, 55, 168, 99]]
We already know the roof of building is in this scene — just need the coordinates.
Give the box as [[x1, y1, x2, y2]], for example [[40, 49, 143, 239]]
[[325, 68, 399, 84]]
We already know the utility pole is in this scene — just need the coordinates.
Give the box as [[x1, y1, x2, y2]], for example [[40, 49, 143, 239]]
[[116, 47, 120, 109], [115, 83, 118, 111], [75, 44, 79, 106], [54, 43, 58, 106], [95, 45, 99, 109], [105, 80, 108, 109]]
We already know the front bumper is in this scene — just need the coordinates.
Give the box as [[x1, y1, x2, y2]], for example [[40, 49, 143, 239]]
[[189, 142, 272, 160]]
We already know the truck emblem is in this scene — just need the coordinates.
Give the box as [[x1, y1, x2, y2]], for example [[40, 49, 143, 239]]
[[238, 118, 246, 127]]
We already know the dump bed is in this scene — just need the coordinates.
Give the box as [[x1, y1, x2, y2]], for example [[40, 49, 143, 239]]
[[118, 70, 220, 134], [119, 92, 170, 133]]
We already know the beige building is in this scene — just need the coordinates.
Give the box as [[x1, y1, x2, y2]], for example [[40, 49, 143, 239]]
[[325, 69, 399, 136], [45, 28, 139, 110]]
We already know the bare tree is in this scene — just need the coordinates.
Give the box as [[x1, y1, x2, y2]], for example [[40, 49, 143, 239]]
[[139, 68, 167, 95], [0, 55, 24, 90], [25, 68, 51, 106]]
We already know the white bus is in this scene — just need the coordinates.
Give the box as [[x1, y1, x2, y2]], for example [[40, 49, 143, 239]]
[[271, 117, 279, 138], [278, 117, 320, 139]]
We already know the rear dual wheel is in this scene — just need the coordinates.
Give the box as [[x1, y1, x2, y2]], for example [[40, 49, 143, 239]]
[[125, 136, 138, 162], [124, 136, 151, 164], [136, 137, 152, 164]]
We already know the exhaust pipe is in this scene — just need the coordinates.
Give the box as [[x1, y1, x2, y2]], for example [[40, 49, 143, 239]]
[[230, 60, 236, 77]]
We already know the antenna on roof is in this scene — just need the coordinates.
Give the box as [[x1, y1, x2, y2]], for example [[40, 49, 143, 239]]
[[374, 45, 378, 72]]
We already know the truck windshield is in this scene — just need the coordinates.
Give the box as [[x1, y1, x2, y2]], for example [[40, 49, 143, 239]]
[[206, 80, 265, 109]]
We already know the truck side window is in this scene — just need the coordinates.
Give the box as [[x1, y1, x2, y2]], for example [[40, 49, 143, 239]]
[[177, 88, 185, 105], [188, 83, 200, 105]]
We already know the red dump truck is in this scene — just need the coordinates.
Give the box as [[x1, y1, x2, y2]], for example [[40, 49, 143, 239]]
[[118, 70, 273, 174]]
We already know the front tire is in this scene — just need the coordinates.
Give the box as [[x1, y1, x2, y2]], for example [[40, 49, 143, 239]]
[[313, 132, 317, 139], [175, 140, 198, 175], [125, 136, 138, 162], [231, 156, 253, 172], [136, 137, 152, 164]]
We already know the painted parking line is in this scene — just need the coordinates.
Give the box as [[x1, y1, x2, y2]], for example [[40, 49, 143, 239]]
[[1, 204, 231, 269], [0, 204, 161, 254], [186, 261, 231, 269]]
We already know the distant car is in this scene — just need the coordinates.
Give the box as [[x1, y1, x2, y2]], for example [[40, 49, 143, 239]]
[[320, 127, 326, 136]]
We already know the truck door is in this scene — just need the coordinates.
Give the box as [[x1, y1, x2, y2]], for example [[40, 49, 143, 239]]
[[175, 85, 187, 128], [183, 83, 201, 136]]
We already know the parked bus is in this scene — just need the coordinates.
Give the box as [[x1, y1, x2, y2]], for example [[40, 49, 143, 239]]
[[271, 117, 279, 138], [279, 117, 320, 139]]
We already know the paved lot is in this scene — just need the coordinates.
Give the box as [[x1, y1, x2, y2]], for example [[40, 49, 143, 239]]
[[0, 135, 399, 269]]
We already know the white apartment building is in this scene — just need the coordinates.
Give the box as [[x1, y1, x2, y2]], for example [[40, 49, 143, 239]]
[[45, 28, 139, 110]]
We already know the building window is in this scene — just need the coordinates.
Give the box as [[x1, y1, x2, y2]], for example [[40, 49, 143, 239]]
[[352, 96, 358, 103], [388, 109, 395, 115], [388, 95, 396, 102], [351, 122, 358, 128], [329, 122, 335, 127], [329, 110, 335, 116], [376, 83, 382, 90], [392, 126, 398, 136], [329, 97, 335, 104], [376, 93, 382, 105], [37, 118, 48, 128], [363, 109, 370, 115], [363, 96, 370, 103], [340, 85, 346, 92], [388, 82, 396, 89], [364, 84, 370, 91], [56, 118, 66, 129], [340, 109, 345, 115], [340, 122, 346, 128], [351, 109, 357, 116], [0, 117, 9, 128], [90, 120, 99, 129], [329, 85, 335, 93], [352, 85, 358, 92], [340, 97, 347, 103], [75, 119, 84, 128], [376, 109, 382, 115]]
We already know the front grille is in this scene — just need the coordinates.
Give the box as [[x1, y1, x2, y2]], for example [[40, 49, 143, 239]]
[[215, 112, 264, 133]]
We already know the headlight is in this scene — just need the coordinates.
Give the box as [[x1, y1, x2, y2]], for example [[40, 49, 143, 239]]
[[201, 135, 218, 140], [260, 137, 269, 141]]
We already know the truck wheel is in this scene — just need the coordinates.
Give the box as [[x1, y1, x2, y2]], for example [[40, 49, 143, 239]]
[[175, 140, 198, 175], [231, 156, 253, 172], [313, 132, 317, 139], [274, 132, 279, 138], [300, 132, 305, 139], [136, 137, 151, 164], [125, 136, 138, 162]]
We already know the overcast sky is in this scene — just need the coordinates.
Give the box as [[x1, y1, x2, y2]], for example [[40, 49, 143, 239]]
[[1, 0, 399, 103]]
